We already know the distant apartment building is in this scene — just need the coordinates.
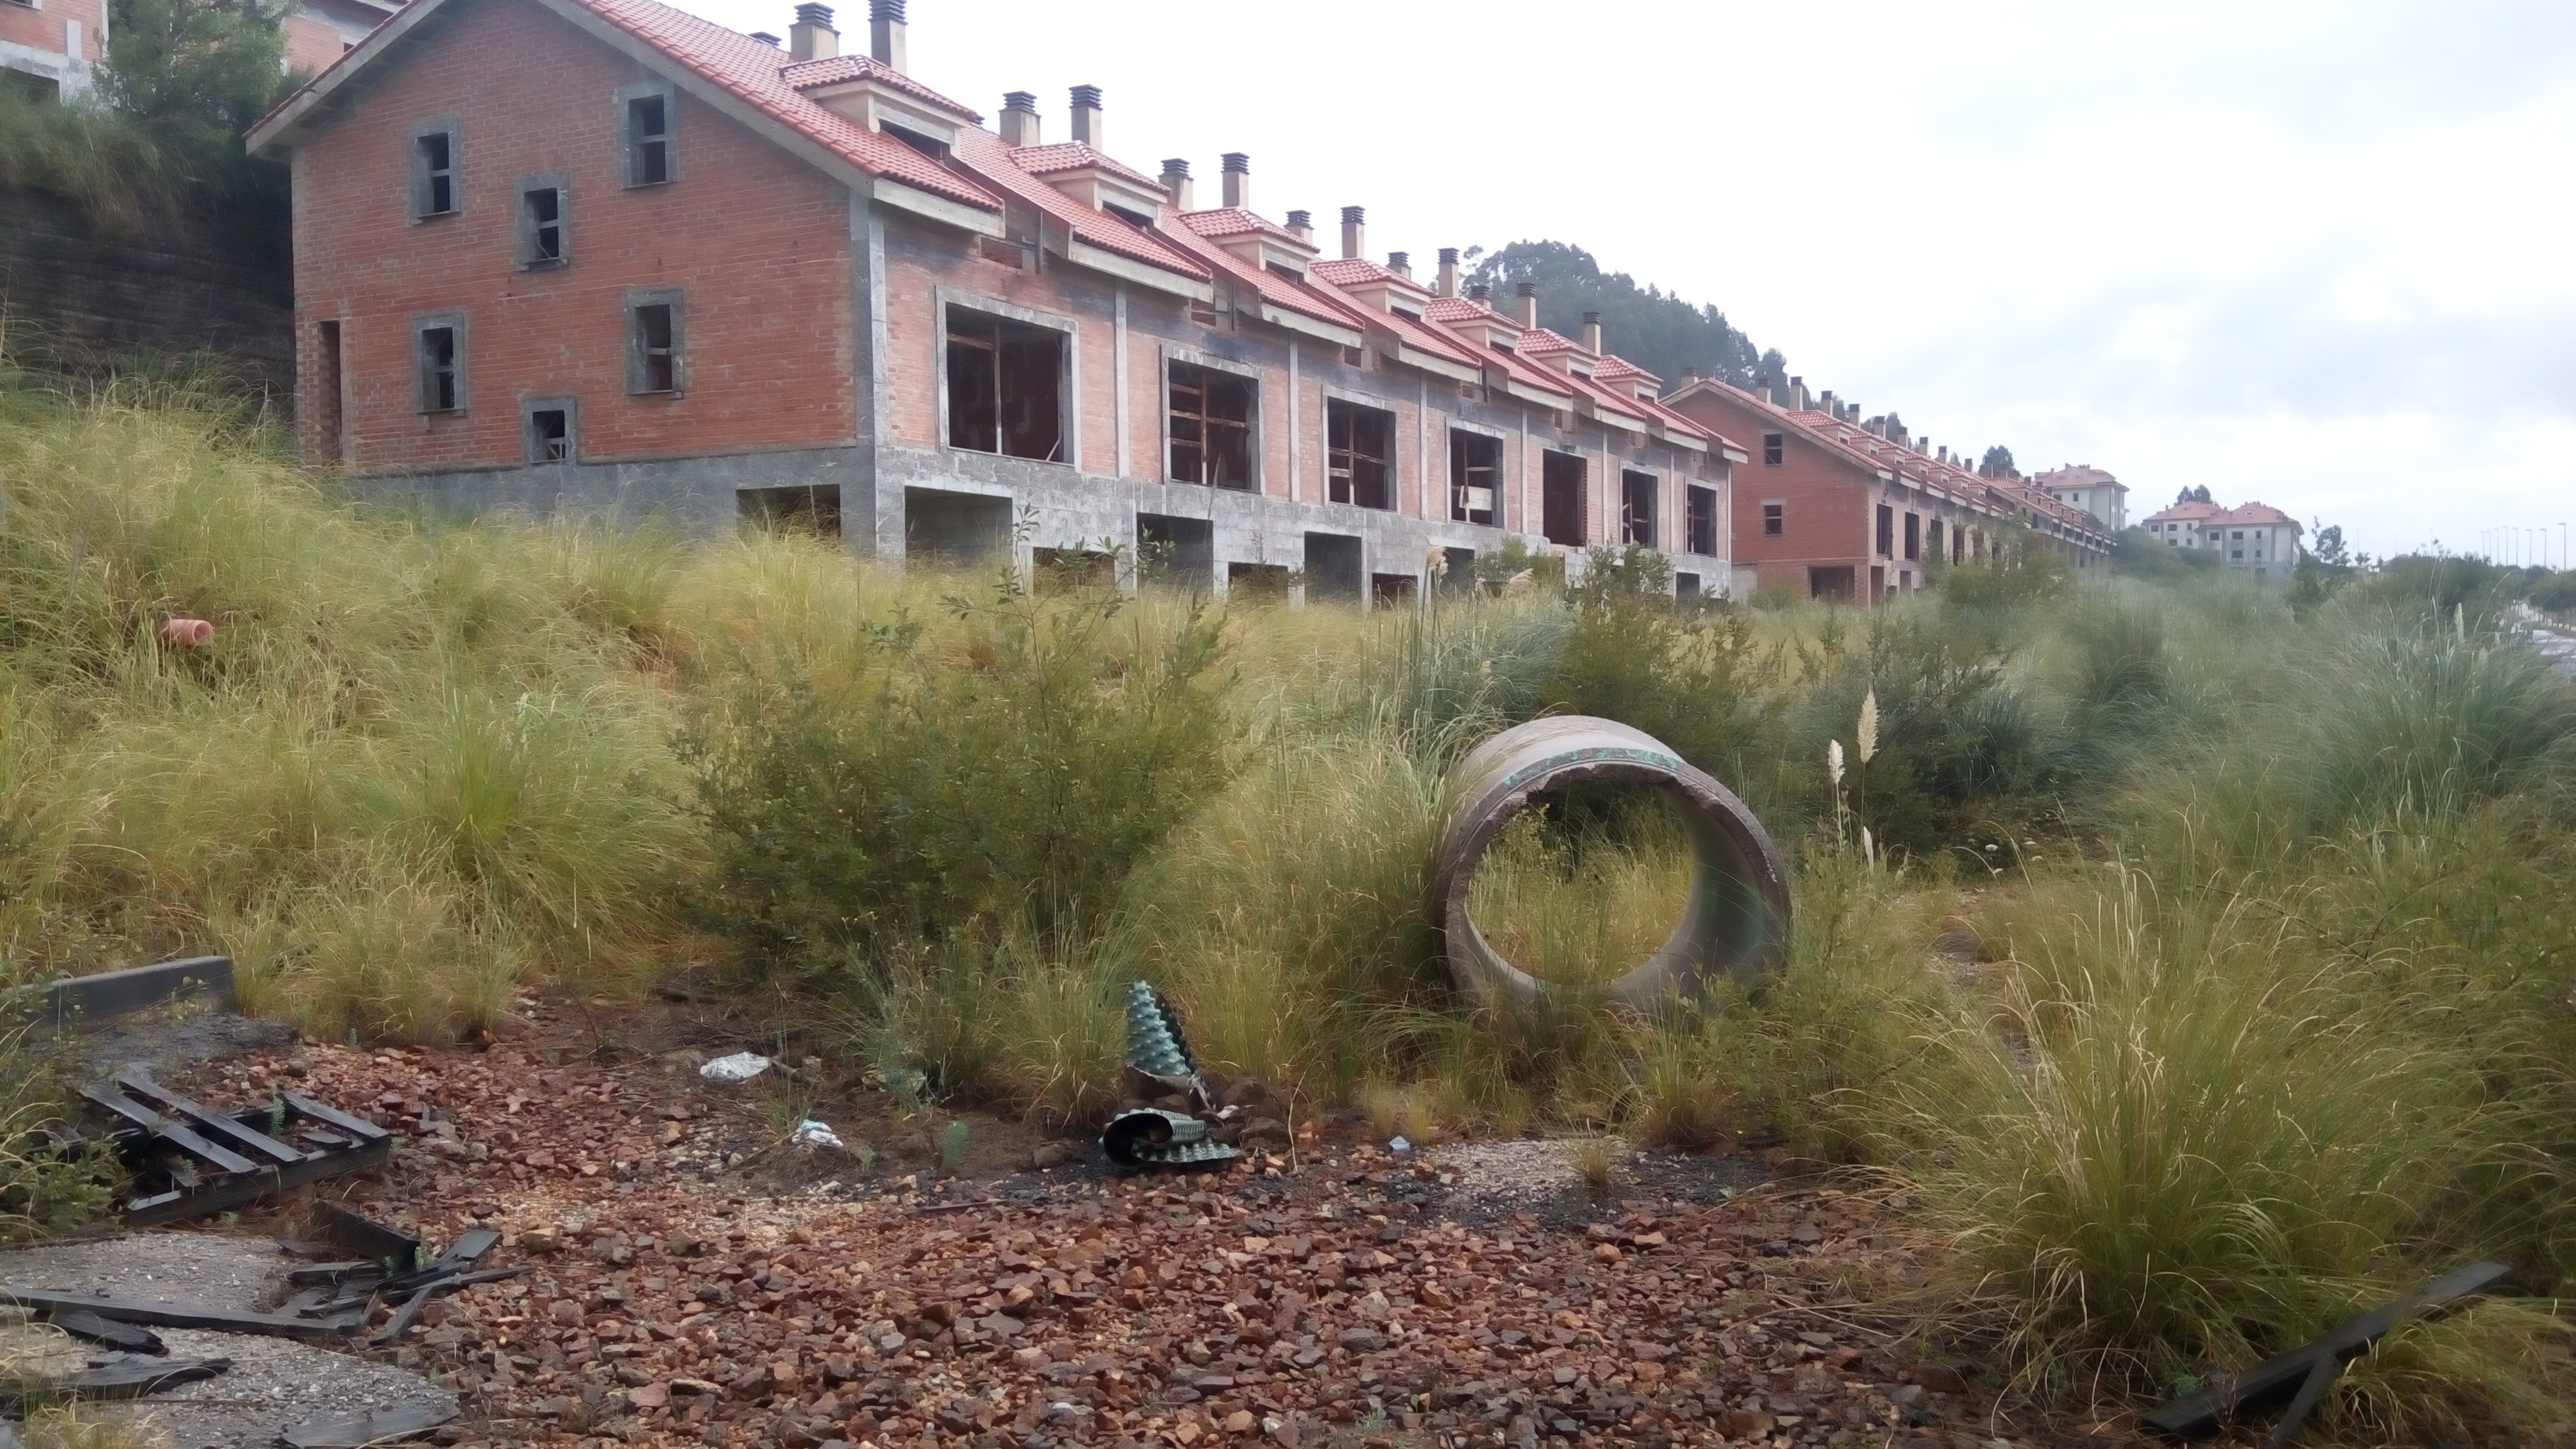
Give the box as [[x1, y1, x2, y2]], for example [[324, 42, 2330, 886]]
[[244, 0, 1744, 601], [2032, 464, 2126, 531], [0, 0, 102, 99], [2140, 497, 2303, 582], [1658, 375, 2112, 602], [2, 0, 400, 100]]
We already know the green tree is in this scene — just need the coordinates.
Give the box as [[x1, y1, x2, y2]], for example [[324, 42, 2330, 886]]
[[1462, 241, 1775, 388], [1979, 444, 2017, 479], [100, 0, 299, 150]]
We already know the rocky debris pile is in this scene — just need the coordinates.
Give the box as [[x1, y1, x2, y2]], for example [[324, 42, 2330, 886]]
[[171, 1027, 2070, 1449]]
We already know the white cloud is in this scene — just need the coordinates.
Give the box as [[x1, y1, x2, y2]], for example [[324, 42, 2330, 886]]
[[670, 0, 2576, 561]]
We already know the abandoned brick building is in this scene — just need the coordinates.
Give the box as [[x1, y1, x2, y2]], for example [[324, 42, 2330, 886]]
[[1659, 376, 2112, 601], [246, 0, 1747, 600], [2, 0, 400, 101]]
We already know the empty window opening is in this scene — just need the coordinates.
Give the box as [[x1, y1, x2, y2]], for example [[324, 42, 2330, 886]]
[[313, 320, 345, 459], [1688, 485, 1719, 556], [527, 406, 571, 462], [1875, 504, 1894, 558], [1168, 362, 1255, 490], [1541, 452, 1587, 548], [1228, 561, 1293, 602], [1371, 572, 1418, 606], [1137, 513, 1216, 591], [1449, 429, 1500, 525], [1032, 547, 1116, 593], [414, 128, 456, 218], [1620, 470, 1657, 548], [416, 324, 460, 413], [1903, 512, 1921, 561], [1926, 518, 1944, 561], [885, 123, 948, 161], [628, 298, 681, 394], [1676, 571, 1701, 600], [627, 94, 670, 185], [1304, 532, 1364, 602], [976, 236, 1026, 269], [1808, 565, 1855, 602], [1871, 564, 1888, 598], [740, 485, 843, 538], [947, 309, 1065, 461], [1762, 431, 1783, 465], [1326, 399, 1395, 509], [520, 182, 565, 266], [1440, 546, 1479, 594], [1761, 500, 1784, 537], [904, 488, 1010, 567]]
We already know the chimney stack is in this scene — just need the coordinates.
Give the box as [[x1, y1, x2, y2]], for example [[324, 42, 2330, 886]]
[[1158, 158, 1192, 210], [1514, 281, 1538, 327], [1820, 390, 1837, 418], [1387, 251, 1411, 280], [1436, 247, 1459, 298], [866, 0, 903, 70], [1749, 379, 1772, 405], [789, 3, 838, 61], [1340, 206, 1366, 260], [1285, 209, 1312, 243], [1222, 153, 1251, 210], [1467, 282, 1491, 301], [1068, 85, 1103, 149], [1788, 376, 1809, 410], [999, 92, 1040, 147], [1581, 311, 1602, 353]]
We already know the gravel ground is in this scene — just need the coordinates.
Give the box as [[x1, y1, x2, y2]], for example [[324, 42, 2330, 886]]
[[0, 1233, 457, 1449]]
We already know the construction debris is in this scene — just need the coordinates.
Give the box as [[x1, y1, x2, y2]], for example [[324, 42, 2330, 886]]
[[698, 1051, 772, 1083], [2145, 1259, 2510, 1444], [1099, 983, 1242, 1171], [0, 1352, 231, 1410], [47, 1309, 162, 1355], [278, 1402, 459, 1449], [80, 1070, 392, 1226]]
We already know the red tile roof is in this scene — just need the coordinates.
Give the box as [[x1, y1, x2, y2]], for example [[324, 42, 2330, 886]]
[[1182, 208, 1313, 244], [2142, 499, 2223, 525], [947, 125, 1207, 279], [1307, 257, 1429, 292], [779, 52, 982, 120], [1006, 141, 1170, 194], [1163, 213, 1370, 334], [2216, 503, 2298, 528]]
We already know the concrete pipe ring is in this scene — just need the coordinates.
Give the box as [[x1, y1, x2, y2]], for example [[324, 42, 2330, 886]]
[[1430, 716, 1792, 1010]]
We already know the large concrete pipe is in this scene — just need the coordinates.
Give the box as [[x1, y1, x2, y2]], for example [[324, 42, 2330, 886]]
[[1430, 716, 1791, 1009]]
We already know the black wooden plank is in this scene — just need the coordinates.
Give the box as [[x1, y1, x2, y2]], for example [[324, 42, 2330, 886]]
[[77, 1087, 260, 1175], [312, 1200, 419, 1266], [0, 1354, 229, 1407], [280, 1402, 458, 1449], [114, 1072, 305, 1164], [120, 1135, 391, 1228], [436, 1228, 501, 1267], [0, 1287, 358, 1340], [2143, 1260, 2511, 1437], [281, 1091, 390, 1142], [286, 1261, 382, 1288], [51, 1309, 164, 1354]]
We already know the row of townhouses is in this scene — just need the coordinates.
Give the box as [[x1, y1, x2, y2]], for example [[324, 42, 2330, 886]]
[[227, 0, 2113, 601], [2, 0, 393, 99]]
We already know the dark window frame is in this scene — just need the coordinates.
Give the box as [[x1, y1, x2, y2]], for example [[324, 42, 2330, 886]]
[[408, 118, 460, 221], [1165, 356, 1257, 491], [1688, 485, 1719, 556], [617, 80, 677, 188], [1903, 511, 1921, 561], [514, 173, 569, 268], [410, 310, 467, 414], [623, 287, 686, 396], [1761, 500, 1784, 536], [1324, 396, 1395, 510], [1541, 450, 1587, 547], [1761, 431, 1784, 465], [943, 301, 1071, 462], [1448, 427, 1502, 525], [1875, 503, 1895, 558], [1620, 468, 1658, 548], [521, 396, 577, 463]]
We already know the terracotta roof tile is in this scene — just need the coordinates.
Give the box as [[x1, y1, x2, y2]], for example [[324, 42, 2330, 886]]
[[1007, 141, 1170, 193], [946, 126, 1207, 279], [779, 52, 982, 120], [1179, 208, 1310, 243]]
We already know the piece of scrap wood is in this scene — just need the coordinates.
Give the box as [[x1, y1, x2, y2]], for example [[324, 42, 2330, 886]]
[[0, 1288, 359, 1341], [48, 1309, 163, 1355], [278, 1401, 459, 1449], [0, 1353, 229, 1407]]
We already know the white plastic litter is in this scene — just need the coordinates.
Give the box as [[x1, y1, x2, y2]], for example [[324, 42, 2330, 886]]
[[791, 1119, 843, 1149], [1389, 1135, 1413, 1153], [700, 1051, 774, 1082]]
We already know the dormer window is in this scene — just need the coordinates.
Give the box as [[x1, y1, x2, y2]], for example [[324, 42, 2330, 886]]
[[884, 123, 948, 160]]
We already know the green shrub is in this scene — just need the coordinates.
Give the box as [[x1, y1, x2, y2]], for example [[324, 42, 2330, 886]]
[[680, 571, 1235, 972]]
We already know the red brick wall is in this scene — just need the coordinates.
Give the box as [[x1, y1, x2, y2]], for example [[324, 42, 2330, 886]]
[[0, 0, 102, 67], [289, 0, 854, 471], [1665, 390, 1881, 595]]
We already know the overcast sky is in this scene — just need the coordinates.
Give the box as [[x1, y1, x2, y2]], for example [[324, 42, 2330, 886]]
[[680, 0, 2575, 562]]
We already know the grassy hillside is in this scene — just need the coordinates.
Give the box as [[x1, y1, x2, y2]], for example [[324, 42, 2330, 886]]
[[5, 369, 2575, 1439]]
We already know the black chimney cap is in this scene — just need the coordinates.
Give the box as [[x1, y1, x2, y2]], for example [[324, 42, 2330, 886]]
[[1002, 90, 1037, 111], [1515, 281, 1537, 297], [1438, 246, 1459, 263], [867, 0, 904, 19], [1160, 157, 1189, 175], [795, 3, 833, 26], [1581, 310, 1601, 325], [1388, 251, 1408, 269], [749, 29, 780, 43], [1221, 152, 1250, 173], [1467, 283, 1492, 300], [1340, 205, 1365, 224], [1285, 209, 1311, 228], [1069, 84, 1102, 109]]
